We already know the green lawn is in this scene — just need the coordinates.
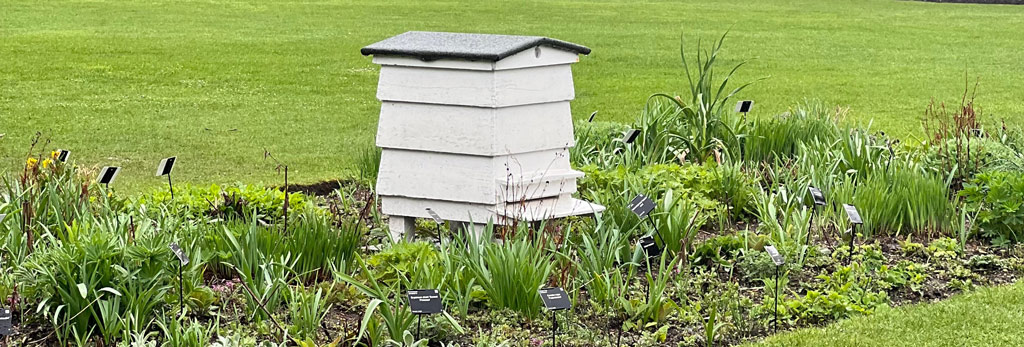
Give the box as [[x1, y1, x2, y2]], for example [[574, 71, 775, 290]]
[[3, 0, 1024, 191], [752, 282, 1024, 346]]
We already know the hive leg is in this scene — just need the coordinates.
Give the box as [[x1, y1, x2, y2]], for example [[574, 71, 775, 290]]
[[388, 215, 416, 243]]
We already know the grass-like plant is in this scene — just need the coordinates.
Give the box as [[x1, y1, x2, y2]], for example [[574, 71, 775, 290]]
[[287, 212, 365, 282], [287, 285, 333, 341], [652, 188, 706, 256], [463, 226, 553, 319], [648, 32, 758, 163]]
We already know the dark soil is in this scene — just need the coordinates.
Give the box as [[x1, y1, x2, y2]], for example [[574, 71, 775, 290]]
[[278, 179, 344, 197]]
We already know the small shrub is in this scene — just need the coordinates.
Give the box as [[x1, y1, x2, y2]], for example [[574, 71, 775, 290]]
[[960, 170, 1024, 245]]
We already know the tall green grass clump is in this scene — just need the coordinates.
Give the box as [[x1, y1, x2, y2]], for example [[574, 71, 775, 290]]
[[829, 163, 954, 238], [463, 226, 553, 319], [744, 102, 842, 163]]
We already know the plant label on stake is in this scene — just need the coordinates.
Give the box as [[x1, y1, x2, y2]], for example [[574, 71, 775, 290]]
[[407, 289, 443, 341], [807, 186, 826, 244], [627, 194, 656, 219], [425, 208, 444, 245], [764, 245, 784, 333], [156, 157, 177, 200], [98, 166, 121, 188], [155, 157, 176, 176], [735, 100, 754, 113], [638, 235, 661, 258], [736, 100, 754, 124], [539, 287, 571, 347], [539, 287, 571, 311], [0, 308, 11, 336], [169, 242, 188, 316], [56, 149, 71, 162], [764, 245, 785, 266], [843, 204, 862, 264], [843, 204, 863, 225], [407, 289, 443, 314], [425, 208, 443, 225], [623, 129, 640, 144], [808, 186, 826, 206], [169, 243, 189, 265]]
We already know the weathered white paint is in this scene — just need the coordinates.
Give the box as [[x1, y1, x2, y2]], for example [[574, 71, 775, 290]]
[[376, 101, 575, 156], [367, 34, 605, 241], [497, 194, 604, 221], [388, 216, 416, 243], [371, 46, 580, 71], [496, 169, 582, 202], [381, 196, 495, 224], [377, 64, 574, 108], [377, 148, 578, 204]]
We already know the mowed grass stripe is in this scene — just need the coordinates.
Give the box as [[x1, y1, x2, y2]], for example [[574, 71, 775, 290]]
[[752, 282, 1024, 346]]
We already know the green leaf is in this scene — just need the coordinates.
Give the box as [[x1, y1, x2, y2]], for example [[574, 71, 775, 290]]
[[77, 283, 88, 299]]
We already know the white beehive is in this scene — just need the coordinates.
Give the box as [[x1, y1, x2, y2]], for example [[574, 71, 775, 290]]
[[361, 31, 605, 241]]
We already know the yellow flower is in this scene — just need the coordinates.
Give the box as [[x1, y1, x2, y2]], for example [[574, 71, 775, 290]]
[[42, 159, 53, 169], [51, 151, 59, 159], [26, 157, 38, 168]]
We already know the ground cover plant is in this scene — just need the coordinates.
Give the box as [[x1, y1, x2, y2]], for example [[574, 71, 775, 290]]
[[4, 29, 1024, 347], [4, 0, 1024, 191]]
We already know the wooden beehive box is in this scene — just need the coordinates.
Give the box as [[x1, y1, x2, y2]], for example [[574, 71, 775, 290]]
[[361, 31, 605, 241]]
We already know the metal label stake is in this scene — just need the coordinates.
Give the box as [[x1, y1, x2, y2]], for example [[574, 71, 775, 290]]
[[98, 166, 121, 190], [764, 245, 785, 333], [808, 186, 827, 243], [169, 242, 190, 316], [407, 289, 443, 341], [735, 100, 754, 122], [156, 157, 177, 200], [843, 204, 863, 264], [426, 208, 444, 246], [539, 287, 571, 347]]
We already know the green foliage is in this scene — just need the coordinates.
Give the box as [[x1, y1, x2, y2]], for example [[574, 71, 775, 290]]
[[570, 120, 631, 168], [137, 183, 311, 221], [156, 316, 217, 347], [656, 32, 754, 163], [620, 254, 680, 329], [367, 241, 439, 286], [960, 170, 1024, 244], [463, 228, 553, 319], [691, 234, 744, 266], [829, 162, 955, 237], [218, 219, 295, 322], [288, 212, 365, 281], [783, 264, 890, 325], [743, 101, 843, 163], [287, 285, 333, 341], [652, 188, 706, 255], [356, 145, 382, 189]]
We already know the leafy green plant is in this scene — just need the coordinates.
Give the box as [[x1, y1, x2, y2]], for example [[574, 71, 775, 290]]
[[619, 254, 679, 329], [340, 256, 463, 344], [220, 219, 295, 322], [463, 228, 553, 319], [652, 32, 756, 163], [288, 212, 365, 281], [960, 170, 1024, 245], [156, 316, 217, 347], [287, 285, 333, 341], [651, 188, 706, 256]]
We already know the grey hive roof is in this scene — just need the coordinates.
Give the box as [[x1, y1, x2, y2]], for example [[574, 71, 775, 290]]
[[361, 31, 590, 61]]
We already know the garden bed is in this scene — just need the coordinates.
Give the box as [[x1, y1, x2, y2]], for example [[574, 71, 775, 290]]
[[4, 35, 1024, 347]]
